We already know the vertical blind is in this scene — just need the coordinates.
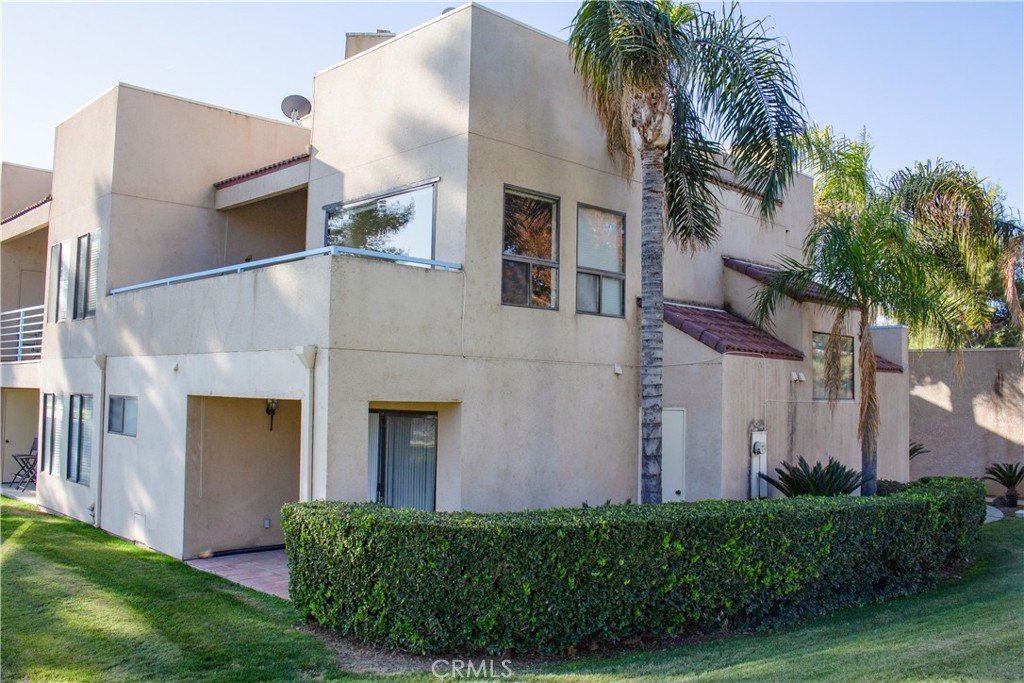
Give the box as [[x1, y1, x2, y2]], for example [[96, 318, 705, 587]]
[[369, 412, 437, 511]]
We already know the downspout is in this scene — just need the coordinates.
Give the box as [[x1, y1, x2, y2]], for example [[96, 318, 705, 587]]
[[294, 345, 317, 501], [92, 354, 107, 527]]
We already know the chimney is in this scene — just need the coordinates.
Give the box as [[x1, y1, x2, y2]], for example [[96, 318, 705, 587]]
[[345, 29, 396, 59]]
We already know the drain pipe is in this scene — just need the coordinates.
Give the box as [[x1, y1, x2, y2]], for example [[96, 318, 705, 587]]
[[92, 354, 107, 528], [294, 345, 318, 501]]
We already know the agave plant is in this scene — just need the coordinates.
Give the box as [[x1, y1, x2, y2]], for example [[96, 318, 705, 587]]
[[760, 456, 871, 497], [982, 462, 1024, 507]]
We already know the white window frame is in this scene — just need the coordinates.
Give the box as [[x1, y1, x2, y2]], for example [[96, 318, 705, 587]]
[[575, 203, 625, 317]]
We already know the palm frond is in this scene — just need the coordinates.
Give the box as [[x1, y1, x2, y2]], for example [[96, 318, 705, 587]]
[[681, 3, 805, 220], [569, 0, 687, 177], [663, 87, 723, 250], [750, 256, 821, 329], [798, 125, 876, 213]]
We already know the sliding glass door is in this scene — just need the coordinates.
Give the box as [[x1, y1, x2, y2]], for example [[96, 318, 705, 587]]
[[368, 411, 437, 511]]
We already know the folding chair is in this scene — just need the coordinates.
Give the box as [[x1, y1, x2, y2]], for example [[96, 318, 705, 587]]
[[11, 438, 38, 491]]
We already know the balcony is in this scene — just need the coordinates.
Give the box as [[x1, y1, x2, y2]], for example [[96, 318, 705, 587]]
[[108, 245, 462, 295], [0, 305, 44, 363]]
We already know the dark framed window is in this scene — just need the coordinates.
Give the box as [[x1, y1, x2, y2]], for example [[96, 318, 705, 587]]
[[576, 204, 625, 316], [66, 394, 93, 485], [49, 240, 71, 322], [812, 332, 855, 400], [324, 181, 436, 262], [501, 187, 558, 309], [108, 396, 138, 437], [41, 393, 62, 474], [367, 411, 437, 511], [73, 230, 99, 319]]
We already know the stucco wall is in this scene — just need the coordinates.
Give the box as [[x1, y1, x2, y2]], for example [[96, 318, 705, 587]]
[[1, 227, 47, 310], [1, 163, 52, 219], [0, 388, 39, 483], [105, 85, 311, 291], [910, 349, 1023, 495], [183, 396, 301, 558], [223, 189, 307, 266]]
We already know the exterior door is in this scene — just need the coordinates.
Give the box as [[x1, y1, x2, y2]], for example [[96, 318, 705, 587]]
[[661, 408, 686, 502], [368, 411, 437, 511], [637, 407, 687, 502]]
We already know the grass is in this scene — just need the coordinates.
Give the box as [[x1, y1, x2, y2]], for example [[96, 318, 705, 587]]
[[2, 497, 1021, 683]]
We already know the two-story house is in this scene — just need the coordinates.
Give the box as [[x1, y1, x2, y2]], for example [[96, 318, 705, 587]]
[[0, 4, 909, 560]]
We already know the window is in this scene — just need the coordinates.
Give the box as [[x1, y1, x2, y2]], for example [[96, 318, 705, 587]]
[[325, 182, 436, 261], [108, 396, 138, 437], [49, 230, 98, 322], [501, 187, 558, 309], [40, 393, 62, 475], [49, 240, 71, 322], [576, 205, 625, 316], [368, 411, 437, 511], [74, 230, 99, 319], [66, 394, 93, 485], [812, 333, 854, 400]]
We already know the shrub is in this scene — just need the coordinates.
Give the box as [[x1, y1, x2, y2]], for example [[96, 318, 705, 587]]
[[282, 477, 984, 655], [982, 462, 1024, 507], [759, 456, 869, 497], [876, 479, 908, 496]]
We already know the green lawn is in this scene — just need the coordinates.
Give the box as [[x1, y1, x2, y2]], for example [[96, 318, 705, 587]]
[[2, 497, 1021, 683]]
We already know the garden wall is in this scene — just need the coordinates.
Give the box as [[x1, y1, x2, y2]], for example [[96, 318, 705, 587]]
[[282, 478, 984, 654], [910, 349, 1024, 496]]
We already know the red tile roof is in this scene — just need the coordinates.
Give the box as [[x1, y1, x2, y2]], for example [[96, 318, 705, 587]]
[[664, 303, 804, 361], [1, 194, 52, 225], [874, 354, 903, 373], [723, 256, 834, 305], [213, 153, 310, 189]]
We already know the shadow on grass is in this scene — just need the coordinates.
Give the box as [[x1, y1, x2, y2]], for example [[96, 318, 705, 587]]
[[1, 500, 346, 682]]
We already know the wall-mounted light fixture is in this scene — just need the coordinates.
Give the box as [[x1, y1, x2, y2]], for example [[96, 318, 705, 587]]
[[266, 399, 279, 431]]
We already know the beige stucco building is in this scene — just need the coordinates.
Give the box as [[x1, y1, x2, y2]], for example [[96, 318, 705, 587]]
[[1, 4, 909, 560]]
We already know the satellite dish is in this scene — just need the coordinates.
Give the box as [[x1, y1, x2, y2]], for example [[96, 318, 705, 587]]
[[280, 95, 312, 124]]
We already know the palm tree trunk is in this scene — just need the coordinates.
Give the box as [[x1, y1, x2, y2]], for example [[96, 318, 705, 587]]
[[640, 143, 665, 504], [858, 308, 879, 496]]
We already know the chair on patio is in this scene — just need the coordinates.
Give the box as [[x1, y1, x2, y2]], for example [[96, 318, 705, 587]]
[[11, 438, 38, 491]]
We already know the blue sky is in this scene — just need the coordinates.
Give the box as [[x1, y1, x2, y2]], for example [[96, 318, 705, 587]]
[[2, 1, 1021, 211]]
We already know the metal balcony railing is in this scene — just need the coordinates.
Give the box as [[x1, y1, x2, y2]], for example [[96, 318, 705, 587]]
[[0, 305, 44, 363], [108, 245, 463, 295]]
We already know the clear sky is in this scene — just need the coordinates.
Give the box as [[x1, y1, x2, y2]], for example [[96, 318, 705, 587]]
[[2, 1, 1021, 211]]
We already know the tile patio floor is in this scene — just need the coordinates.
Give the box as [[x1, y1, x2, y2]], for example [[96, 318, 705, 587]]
[[186, 549, 290, 600]]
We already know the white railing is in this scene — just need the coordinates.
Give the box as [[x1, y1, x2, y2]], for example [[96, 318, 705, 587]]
[[109, 245, 463, 295], [0, 305, 44, 363]]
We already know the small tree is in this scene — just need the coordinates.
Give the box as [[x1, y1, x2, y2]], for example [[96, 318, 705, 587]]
[[569, 0, 804, 502], [754, 128, 989, 495]]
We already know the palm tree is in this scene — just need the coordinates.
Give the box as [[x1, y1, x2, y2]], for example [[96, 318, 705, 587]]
[[568, 0, 804, 503], [753, 128, 993, 495]]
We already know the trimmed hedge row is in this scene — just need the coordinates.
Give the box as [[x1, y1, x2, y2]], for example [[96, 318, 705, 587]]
[[281, 477, 984, 654]]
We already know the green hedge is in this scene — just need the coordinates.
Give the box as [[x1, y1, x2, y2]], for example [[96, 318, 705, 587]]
[[281, 477, 984, 654]]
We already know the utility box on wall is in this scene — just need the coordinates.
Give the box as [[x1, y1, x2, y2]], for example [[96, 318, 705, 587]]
[[750, 430, 767, 499]]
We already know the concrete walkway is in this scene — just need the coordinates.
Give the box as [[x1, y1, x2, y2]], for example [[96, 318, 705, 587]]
[[186, 549, 290, 600], [1, 483, 36, 505]]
